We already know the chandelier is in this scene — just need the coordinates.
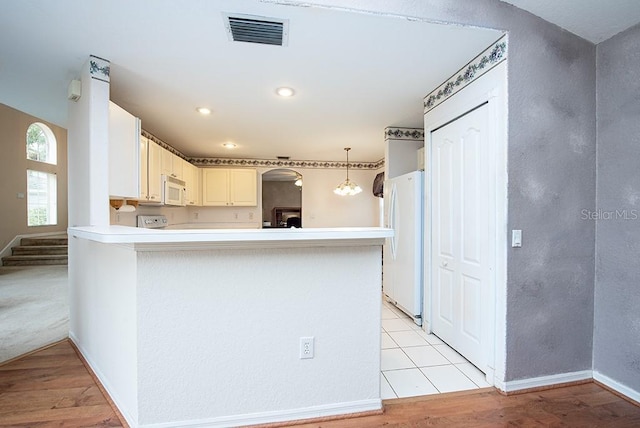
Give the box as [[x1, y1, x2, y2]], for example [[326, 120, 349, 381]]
[[334, 147, 362, 196]]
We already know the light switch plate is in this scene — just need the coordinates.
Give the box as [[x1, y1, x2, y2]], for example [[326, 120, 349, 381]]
[[512, 230, 522, 248]]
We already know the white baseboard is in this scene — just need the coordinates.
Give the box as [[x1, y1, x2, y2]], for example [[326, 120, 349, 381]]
[[594, 371, 640, 403], [496, 370, 593, 393], [69, 333, 138, 428], [140, 399, 382, 428]]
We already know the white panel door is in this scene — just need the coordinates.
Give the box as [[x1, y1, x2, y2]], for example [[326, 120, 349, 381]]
[[431, 104, 489, 370]]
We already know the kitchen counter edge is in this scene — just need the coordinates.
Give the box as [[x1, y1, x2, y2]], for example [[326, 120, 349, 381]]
[[68, 225, 393, 250]]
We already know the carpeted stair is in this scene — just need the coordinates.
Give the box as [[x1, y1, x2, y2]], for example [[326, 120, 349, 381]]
[[2, 235, 68, 266]]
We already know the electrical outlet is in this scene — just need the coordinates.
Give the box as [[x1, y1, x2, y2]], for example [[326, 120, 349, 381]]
[[194, 212, 199, 219], [116, 213, 121, 223], [234, 212, 239, 219], [249, 212, 254, 220], [300, 337, 314, 359]]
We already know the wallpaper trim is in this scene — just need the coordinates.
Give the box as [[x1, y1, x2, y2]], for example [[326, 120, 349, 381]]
[[142, 130, 384, 170], [423, 35, 507, 113], [384, 127, 425, 141], [89, 55, 110, 83]]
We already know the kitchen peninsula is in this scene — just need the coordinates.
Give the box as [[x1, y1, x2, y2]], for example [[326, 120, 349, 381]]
[[68, 225, 392, 427]]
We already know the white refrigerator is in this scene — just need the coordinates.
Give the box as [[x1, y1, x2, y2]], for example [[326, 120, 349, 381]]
[[383, 170, 424, 325]]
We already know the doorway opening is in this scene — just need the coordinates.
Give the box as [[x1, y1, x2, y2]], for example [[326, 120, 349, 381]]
[[261, 168, 302, 228], [382, 48, 507, 400]]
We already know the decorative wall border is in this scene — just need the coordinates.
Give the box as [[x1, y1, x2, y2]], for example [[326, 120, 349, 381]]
[[423, 35, 507, 113], [142, 130, 384, 170], [190, 157, 384, 170], [89, 55, 110, 83], [141, 129, 190, 161], [384, 127, 424, 141]]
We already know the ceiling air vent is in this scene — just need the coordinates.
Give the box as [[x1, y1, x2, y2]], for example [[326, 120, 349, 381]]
[[223, 13, 289, 46]]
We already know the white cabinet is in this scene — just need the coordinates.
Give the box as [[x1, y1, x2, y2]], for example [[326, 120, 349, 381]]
[[183, 162, 201, 206], [161, 147, 183, 180], [160, 147, 171, 177], [202, 168, 257, 206], [147, 140, 162, 203], [141, 137, 195, 204], [108, 101, 141, 198], [139, 135, 149, 200], [231, 169, 258, 206], [137, 137, 163, 203], [202, 169, 228, 206]]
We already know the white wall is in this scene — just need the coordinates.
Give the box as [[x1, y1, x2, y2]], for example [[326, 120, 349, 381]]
[[135, 245, 381, 425], [67, 57, 110, 227], [69, 239, 138, 423], [297, 167, 380, 228], [70, 236, 383, 427]]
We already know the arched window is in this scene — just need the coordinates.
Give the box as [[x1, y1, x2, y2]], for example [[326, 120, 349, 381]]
[[26, 122, 57, 165], [26, 123, 58, 226]]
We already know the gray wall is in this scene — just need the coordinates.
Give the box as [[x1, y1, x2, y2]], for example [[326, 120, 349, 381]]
[[300, 0, 597, 381], [262, 181, 302, 224], [594, 23, 640, 392]]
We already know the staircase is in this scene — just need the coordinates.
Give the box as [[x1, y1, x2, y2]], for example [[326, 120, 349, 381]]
[[2, 235, 68, 266]]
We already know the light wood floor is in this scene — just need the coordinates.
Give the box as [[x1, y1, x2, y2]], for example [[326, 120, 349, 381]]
[[2, 340, 639, 427], [0, 340, 124, 427]]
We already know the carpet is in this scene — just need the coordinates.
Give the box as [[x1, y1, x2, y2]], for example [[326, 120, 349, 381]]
[[0, 265, 68, 363]]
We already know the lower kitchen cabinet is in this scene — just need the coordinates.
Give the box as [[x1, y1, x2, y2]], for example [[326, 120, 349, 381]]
[[202, 168, 257, 206]]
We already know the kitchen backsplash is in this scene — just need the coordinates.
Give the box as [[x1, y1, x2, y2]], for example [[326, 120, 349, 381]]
[[110, 204, 260, 228]]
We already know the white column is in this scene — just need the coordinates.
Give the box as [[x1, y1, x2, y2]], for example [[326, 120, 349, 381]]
[[67, 55, 110, 227]]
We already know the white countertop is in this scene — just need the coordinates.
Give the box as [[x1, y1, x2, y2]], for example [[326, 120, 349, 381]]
[[68, 225, 393, 250]]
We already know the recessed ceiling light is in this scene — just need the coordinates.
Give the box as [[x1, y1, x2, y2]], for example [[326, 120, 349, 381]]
[[276, 87, 295, 97], [197, 107, 211, 115], [222, 142, 237, 149]]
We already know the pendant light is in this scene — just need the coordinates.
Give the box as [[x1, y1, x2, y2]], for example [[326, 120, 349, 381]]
[[334, 147, 362, 196]]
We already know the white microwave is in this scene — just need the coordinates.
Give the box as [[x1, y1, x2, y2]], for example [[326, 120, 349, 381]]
[[162, 175, 186, 206]]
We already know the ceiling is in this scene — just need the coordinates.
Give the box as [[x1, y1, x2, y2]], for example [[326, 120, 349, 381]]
[[3, 2, 638, 163], [501, 0, 640, 44], [0, 0, 501, 162]]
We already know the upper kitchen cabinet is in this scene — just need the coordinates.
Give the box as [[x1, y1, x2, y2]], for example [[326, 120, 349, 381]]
[[202, 169, 228, 206], [161, 147, 183, 180], [183, 161, 201, 206], [144, 138, 163, 203], [202, 168, 257, 206], [230, 169, 257, 206], [139, 135, 149, 200], [108, 101, 141, 198]]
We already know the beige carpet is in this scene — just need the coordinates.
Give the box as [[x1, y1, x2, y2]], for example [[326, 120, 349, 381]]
[[0, 265, 68, 363]]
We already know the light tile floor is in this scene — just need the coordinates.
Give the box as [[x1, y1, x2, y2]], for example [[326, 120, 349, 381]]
[[381, 298, 491, 399]]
